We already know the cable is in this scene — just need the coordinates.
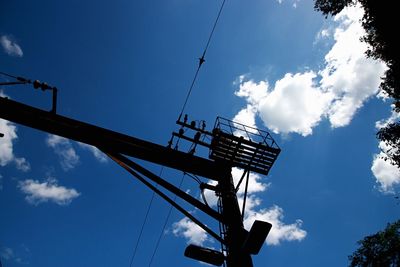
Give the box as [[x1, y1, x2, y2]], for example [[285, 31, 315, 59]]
[[184, 172, 202, 184], [129, 167, 164, 267], [0, 71, 31, 86], [201, 188, 210, 208], [0, 71, 19, 79], [178, 0, 227, 119], [148, 173, 186, 266], [202, 0, 226, 59]]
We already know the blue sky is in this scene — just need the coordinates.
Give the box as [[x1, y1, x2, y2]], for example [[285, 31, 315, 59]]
[[1, 1, 399, 267]]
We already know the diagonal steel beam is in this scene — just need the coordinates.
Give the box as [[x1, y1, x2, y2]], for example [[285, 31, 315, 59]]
[[105, 152, 223, 223], [106, 152, 225, 245]]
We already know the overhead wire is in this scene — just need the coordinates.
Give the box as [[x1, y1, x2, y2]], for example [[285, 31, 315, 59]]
[[184, 172, 202, 184], [0, 71, 19, 79], [148, 172, 186, 266], [131, 0, 228, 264], [178, 0, 227, 119], [0, 71, 30, 86], [129, 167, 164, 267]]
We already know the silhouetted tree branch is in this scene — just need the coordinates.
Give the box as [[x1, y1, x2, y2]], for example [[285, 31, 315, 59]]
[[349, 220, 400, 266]]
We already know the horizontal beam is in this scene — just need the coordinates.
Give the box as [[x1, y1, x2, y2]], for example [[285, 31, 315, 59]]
[[0, 97, 228, 180]]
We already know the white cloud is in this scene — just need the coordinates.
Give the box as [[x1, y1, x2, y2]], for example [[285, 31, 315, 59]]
[[232, 106, 258, 138], [0, 35, 23, 57], [315, 28, 331, 43], [14, 157, 31, 172], [244, 205, 306, 245], [172, 217, 209, 246], [259, 72, 332, 136], [235, 79, 268, 107], [46, 134, 80, 171], [234, 4, 387, 136], [77, 143, 108, 163], [18, 178, 80, 205]]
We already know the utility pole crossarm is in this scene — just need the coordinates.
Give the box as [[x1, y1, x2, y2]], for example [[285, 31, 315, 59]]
[[0, 96, 226, 180]]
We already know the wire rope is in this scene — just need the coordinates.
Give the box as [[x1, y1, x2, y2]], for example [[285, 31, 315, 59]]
[[148, 172, 186, 266], [129, 167, 164, 267], [178, 0, 227, 119]]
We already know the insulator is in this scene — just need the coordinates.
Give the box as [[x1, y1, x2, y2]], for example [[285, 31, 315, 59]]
[[194, 131, 201, 141], [33, 80, 41, 89], [201, 121, 206, 130], [41, 82, 49, 90]]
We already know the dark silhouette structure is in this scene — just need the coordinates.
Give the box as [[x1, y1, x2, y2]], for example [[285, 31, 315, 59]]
[[0, 82, 280, 266], [349, 220, 400, 266]]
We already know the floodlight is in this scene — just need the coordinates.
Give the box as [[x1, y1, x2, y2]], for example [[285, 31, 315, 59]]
[[184, 244, 225, 266], [242, 220, 272, 255]]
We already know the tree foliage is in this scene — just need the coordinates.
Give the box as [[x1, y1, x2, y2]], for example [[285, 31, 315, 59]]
[[314, 0, 400, 169], [349, 220, 400, 266]]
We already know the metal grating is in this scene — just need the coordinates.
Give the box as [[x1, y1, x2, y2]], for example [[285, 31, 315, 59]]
[[209, 117, 280, 175]]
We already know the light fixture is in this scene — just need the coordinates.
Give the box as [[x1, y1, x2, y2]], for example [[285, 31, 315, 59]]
[[242, 220, 272, 255], [184, 244, 225, 266]]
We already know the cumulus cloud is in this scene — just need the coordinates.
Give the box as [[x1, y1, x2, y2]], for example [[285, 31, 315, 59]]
[[77, 143, 108, 163], [0, 35, 23, 57], [320, 6, 387, 128], [234, 4, 386, 136], [172, 217, 209, 246], [18, 178, 80, 205], [259, 72, 332, 136], [14, 157, 31, 172], [232, 106, 258, 137], [46, 134, 80, 171]]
